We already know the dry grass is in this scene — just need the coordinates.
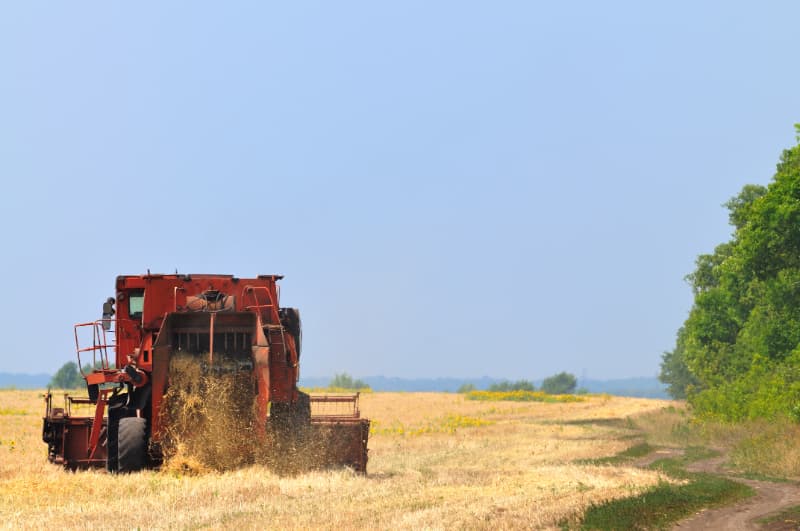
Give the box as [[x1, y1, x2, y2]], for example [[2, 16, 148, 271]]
[[728, 420, 800, 478], [1, 389, 674, 529], [633, 403, 800, 480]]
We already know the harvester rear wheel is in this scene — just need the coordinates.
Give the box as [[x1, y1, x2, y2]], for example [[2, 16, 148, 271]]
[[118, 417, 147, 473]]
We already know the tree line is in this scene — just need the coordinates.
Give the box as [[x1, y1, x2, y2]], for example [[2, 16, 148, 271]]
[[48, 364, 579, 394], [458, 371, 579, 394], [660, 126, 800, 420]]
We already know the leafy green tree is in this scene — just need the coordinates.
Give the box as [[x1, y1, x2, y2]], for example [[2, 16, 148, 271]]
[[457, 383, 476, 393], [329, 372, 370, 390], [723, 184, 767, 230], [49, 361, 84, 389], [669, 128, 800, 419], [540, 372, 577, 394]]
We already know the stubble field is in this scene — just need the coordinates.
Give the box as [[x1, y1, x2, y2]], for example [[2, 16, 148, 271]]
[[0, 390, 674, 529]]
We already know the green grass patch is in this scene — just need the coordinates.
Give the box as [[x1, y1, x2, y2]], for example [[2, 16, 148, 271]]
[[682, 446, 720, 463], [565, 453, 753, 530], [573, 474, 751, 530], [577, 442, 653, 466], [558, 417, 637, 429]]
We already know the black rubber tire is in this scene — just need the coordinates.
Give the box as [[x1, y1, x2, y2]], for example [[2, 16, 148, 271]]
[[118, 417, 147, 473], [106, 417, 119, 473]]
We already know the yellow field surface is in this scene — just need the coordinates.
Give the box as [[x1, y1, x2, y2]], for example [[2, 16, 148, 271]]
[[0, 390, 673, 529]]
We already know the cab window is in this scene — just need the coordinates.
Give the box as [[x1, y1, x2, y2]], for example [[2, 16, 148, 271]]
[[128, 289, 144, 319]]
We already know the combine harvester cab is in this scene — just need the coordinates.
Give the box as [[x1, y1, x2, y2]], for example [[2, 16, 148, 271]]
[[42, 273, 369, 473]]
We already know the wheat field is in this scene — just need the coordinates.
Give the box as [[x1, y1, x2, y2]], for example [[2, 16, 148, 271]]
[[0, 389, 674, 529]]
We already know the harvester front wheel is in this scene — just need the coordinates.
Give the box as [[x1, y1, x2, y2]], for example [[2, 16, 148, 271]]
[[118, 417, 147, 473], [106, 417, 119, 473]]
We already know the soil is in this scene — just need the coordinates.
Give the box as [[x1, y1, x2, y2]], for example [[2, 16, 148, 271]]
[[634, 448, 800, 530]]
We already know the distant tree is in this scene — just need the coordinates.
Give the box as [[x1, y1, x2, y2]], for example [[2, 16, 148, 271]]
[[329, 372, 370, 390], [457, 383, 476, 393], [49, 360, 110, 390], [659, 327, 700, 400], [488, 381, 508, 392], [541, 372, 577, 394], [49, 361, 84, 389], [488, 380, 536, 392]]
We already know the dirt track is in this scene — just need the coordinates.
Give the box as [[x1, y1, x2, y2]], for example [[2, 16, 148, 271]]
[[636, 449, 800, 530]]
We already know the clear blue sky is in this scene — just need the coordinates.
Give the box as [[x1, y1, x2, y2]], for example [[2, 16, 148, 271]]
[[1, 2, 798, 380]]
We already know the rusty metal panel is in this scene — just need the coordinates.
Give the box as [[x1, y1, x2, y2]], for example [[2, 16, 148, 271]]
[[44, 415, 107, 470], [307, 419, 370, 473]]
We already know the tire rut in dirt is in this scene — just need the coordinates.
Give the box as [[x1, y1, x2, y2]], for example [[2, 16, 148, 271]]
[[118, 417, 147, 473]]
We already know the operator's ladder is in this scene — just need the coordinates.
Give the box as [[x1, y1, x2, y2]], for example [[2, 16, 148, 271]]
[[73, 320, 116, 375], [243, 285, 293, 367]]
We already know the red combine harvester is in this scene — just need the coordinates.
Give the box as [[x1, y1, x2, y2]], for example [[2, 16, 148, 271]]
[[42, 273, 369, 473]]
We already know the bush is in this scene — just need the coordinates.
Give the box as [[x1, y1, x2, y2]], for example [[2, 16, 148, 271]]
[[457, 383, 476, 393], [540, 372, 577, 395], [690, 353, 800, 422]]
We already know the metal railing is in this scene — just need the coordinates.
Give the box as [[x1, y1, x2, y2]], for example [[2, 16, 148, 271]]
[[310, 393, 361, 421]]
